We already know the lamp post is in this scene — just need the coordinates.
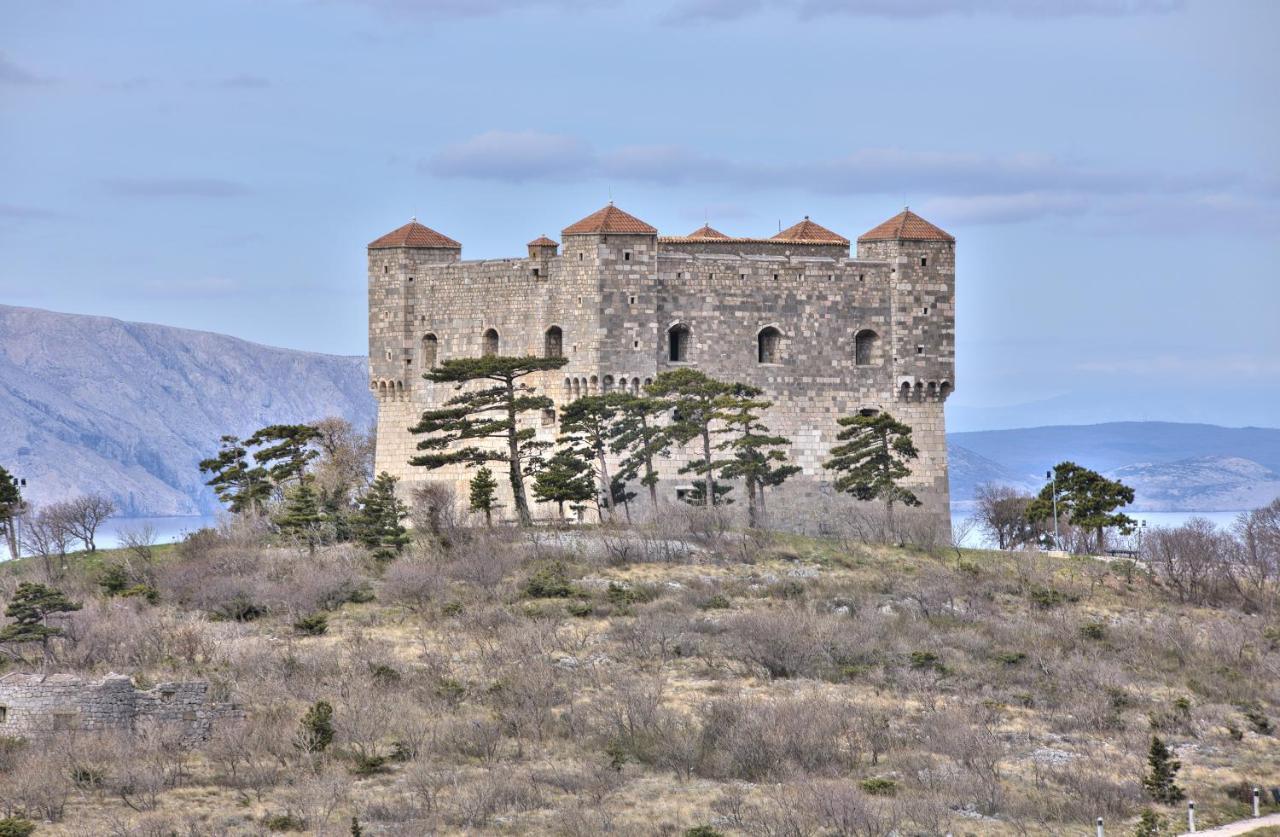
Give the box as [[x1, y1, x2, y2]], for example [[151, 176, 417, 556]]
[[1136, 519, 1147, 559], [1046, 469, 1060, 551]]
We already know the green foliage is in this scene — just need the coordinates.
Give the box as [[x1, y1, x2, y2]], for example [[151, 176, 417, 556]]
[[610, 395, 673, 508], [293, 613, 329, 636], [410, 355, 568, 526], [275, 477, 324, 554], [354, 472, 410, 560], [121, 584, 159, 604], [200, 424, 321, 515], [0, 817, 36, 837], [298, 701, 335, 753], [859, 777, 898, 796], [566, 600, 594, 618], [523, 562, 577, 599], [646, 370, 736, 507], [263, 813, 305, 832], [1028, 461, 1136, 552], [351, 753, 388, 775], [1142, 736, 1185, 804], [468, 466, 499, 526], [0, 465, 22, 560], [684, 827, 725, 837], [995, 651, 1027, 666], [1080, 621, 1107, 640], [0, 582, 82, 651], [1028, 586, 1074, 609], [369, 662, 401, 686], [823, 412, 921, 520], [698, 594, 731, 610], [909, 650, 944, 672], [606, 582, 636, 609], [1133, 808, 1169, 837], [559, 394, 626, 519], [531, 449, 594, 519], [350, 817, 363, 837], [99, 564, 130, 595], [714, 387, 799, 528]]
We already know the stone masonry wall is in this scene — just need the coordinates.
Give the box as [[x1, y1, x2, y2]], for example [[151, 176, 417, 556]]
[[0, 672, 241, 744], [370, 222, 955, 527]]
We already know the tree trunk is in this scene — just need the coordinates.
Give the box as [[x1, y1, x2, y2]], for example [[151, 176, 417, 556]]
[[758, 484, 767, 528], [701, 426, 714, 507], [746, 478, 759, 528], [885, 499, 896, 544], [505, 378, 532, 526], [596, 447, 613, 521]]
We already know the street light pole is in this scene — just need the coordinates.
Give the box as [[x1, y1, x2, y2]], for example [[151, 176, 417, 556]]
[[1046, 469, 1060, 551]]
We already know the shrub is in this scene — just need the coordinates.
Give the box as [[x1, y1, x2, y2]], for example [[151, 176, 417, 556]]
[[121, 583, 160, 604], [909, 650, 944, 672], [1133, 808, 1169, 837], [860, 777, 897, 796], [1080, 621, 1107, 640], [698, 594, 731, 610], [606, 582, 636, 609], [1239, 702, 1274, 735], [0, 818, 36, 837], [369, 663, 401, 686], [1028, 586, 1069, 609], [567, 601, 594, 618], [99, 564, 130, 596], [523, 562, 577, 599], [264, 812, 306, 832], [298, 701, 335, 753], [995, 651, 1026, 666], [685, 828, 725, 837], [293, 613, 329, 636], [351, 753, 388, 776]]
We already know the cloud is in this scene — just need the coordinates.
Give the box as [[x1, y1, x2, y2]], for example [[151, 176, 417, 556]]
[[329, 0, 609, 20], [0, 54, 51, 86], [0, 204, 63, 221], [216, 74, 271, 89], [102, 178, 252, 198], [425, 131, 592, 181], [424, 132, 1277, 229], [138, 277, 244, 298], [666, 0, 1185, 23]]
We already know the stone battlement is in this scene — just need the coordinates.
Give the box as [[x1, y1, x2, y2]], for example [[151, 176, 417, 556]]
[[0, 672, 242, 743]]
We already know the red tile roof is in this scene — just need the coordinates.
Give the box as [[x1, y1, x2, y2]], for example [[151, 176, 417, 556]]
[[686, 224, 730, 240], [857, 209, 954, 243], [562, 203, 657, 236], [527, 235, 558, 247], [368, 220, 461, 249], [772, 216, 849, 244]]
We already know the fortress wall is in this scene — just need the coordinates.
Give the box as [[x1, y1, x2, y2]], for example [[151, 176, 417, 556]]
[[0, 673, 241, 744], [656, 239, 849, 258]]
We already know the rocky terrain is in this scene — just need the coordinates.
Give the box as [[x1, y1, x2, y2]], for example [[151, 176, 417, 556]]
[[0, 305, 374, 516]]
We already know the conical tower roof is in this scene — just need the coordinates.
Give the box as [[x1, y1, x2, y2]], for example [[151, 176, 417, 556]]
[[772, 216, 849, 244], [686, 224, 730, 240], [368, 219, 461, 249], [857, 209, 953, 243], [562, 203, 657, 235]]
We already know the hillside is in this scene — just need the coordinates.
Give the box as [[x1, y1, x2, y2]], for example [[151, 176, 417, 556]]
[[2, 518, 1276, 836], [949, 422, 1280, 511], [0, 305, 375, 516]]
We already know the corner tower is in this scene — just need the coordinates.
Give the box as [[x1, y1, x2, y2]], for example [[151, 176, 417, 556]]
[[367, 218, 461, 481], [857, 208, 955, 517]]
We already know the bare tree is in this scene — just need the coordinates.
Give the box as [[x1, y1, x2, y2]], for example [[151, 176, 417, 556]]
[[1144, 518, 1229, 606], [1228, 499, 1280, 614], [64, 493, 116, 552], [18, 504, 77, 578], [972, 483, 1036, 550]]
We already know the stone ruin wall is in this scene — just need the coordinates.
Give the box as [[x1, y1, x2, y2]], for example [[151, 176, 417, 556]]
[[0, 672, 241, 744]]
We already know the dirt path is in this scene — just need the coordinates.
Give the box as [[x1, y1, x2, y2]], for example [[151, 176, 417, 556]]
[[1178, 811, 1280, 836]]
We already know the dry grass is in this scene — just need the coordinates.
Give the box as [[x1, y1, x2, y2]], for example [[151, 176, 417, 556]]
[[0, 514, 1277, 836]]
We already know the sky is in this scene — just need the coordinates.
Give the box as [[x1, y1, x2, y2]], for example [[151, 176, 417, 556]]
[[2, 0, 1277, 431]]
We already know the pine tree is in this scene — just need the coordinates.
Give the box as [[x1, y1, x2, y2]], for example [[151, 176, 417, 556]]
[[610, 395, 672, 510], [410, 355, 568, 526], [1134, 808, 1169, 837], [199, 435, 273, 514], [646, 370, 735, 507], [715, 388, 799, 528], [0, 581, 83, 661], [823, 412, 921, 538], [0, 466, 23, 560], [355, 472, 410, 560], [558, 394, 625, 521], [532, 449, 594, 520], [1027, 461, 1136, 553], [276, 477, 324, 554], [297, 700, 335, 753], [1142, 736, 1185, 804], [468, 466, 499, 526], [245, 424, 322, 489]]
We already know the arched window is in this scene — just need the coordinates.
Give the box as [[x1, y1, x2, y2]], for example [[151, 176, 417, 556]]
[[421, 333, 438, 370], [482, 328, 499, 357], [899, 381, 911, 401], [544, 326, 563, 358], [927, 381, 937, 399], [854, 329, 879, 366], [939, 381, 952, 399], [668, 324, 691, 362], [858, 408, 880, 417], [631, 379, 640, 394], [757, 326, 782, 364], [603, 375, 614, 393], [589, 375, 598, 394], [572, 378, 582, 398]]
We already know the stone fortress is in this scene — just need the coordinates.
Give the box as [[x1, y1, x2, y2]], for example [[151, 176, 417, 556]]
[[368, 203, 955, 525]]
